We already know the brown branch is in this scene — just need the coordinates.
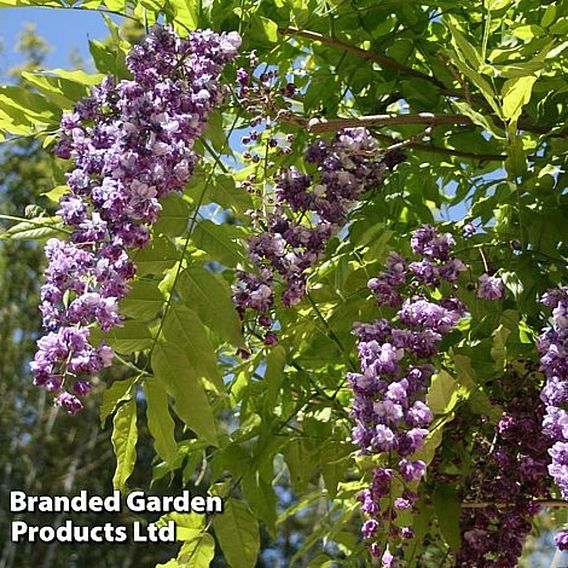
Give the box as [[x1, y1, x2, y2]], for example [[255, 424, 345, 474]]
[[279, 27, 552, 136], [371, 131, 507, 162], [306, 113, 473, 133], [279, 112, 506, 161], [279, 26, 448, 90], [462, 499, 568, 509]]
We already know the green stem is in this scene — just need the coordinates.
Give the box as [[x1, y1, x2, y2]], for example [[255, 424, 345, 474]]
[[145, 112, 241, 367], [306, 293, 356, 371]]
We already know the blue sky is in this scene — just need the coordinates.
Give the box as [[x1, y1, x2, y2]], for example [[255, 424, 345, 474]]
[[0, 7, 116, 72]]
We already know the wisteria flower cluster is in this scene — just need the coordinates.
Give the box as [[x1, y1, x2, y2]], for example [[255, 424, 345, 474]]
[[30, 25, 240, 413], [454, 365, 551, 567], [232, 128, 404, 345], [539, 286, 568, 548], [351, 225, 467, 563]]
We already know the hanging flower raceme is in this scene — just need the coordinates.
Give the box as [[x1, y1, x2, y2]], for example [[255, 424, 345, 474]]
[[538, 286, 568, 548], [30, 25, 240, 414], [455, 365, 551, 567], [232, 128, 405, 345], [350, 225, 467, 563]]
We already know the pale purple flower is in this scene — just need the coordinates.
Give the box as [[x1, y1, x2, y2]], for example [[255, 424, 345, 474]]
[[477, 273, 505, 300]]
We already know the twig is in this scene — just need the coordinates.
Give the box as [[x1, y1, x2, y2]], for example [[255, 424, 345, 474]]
[[279, 112, 508, 160], [279, 27, 447, 89], [306, 113, 473, 133], [279, 28, 552, 136], [462, 499, 568, 509], [370, 131, 507, 161]]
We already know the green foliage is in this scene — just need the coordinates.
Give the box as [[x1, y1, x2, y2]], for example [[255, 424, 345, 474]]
[[152, 342, 219, 447], [111, 398, 138, 491], [213, 499, 260, 568]]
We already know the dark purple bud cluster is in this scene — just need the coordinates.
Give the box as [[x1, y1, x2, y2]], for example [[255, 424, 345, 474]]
[[352, 226, 467, 562], [456, 366, 551, 567], [538, 286, 568, 548], [30, 25, 240, 414], [236, 56, 297, 136], [232, 128, 403, 344]]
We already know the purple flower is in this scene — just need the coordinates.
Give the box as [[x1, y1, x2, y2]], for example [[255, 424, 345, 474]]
[[361, 519, 379, 539], [406, 401, 433, 427], [463, 223, 476, 237], [555, 530, 568, 550], [477, 273, 505, 300], [54, 392, 84, 415], [234, 127, 393, 341], [372, 424, 398, 451], [349, 226, 466, 554], [32, 25, 240, 412], [399, 459, 426, 482]]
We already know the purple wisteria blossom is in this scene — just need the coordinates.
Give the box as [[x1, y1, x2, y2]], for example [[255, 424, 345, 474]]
[[232, 128, 405, 344], [477, 273, 505, 300], [455, 366, 551, 567], [538, 286, 568, 547], [351, 226, 467, 562], [32, 26, 240, 412]]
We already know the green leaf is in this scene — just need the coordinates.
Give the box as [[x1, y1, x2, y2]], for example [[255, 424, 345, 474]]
[[490, 323, 511, 371], [152, 342, 219, 447], [214, 499, 260, 568], [104, 0, 126, 11], [511, 25, 544, 41], [102, 320, 153, 353], [43, 68, 106, 86], [89, 40, 129, 78], [505, 128, 527, 178], [178, 267, 243, 345], [157, 511, 205, 540], [450, 100, 504, 139], [202, 111, 228, 153], [42, 185, 68, 203], [192, 221, 246, 267], [242, 471, 277, 536], [1, 216, 65, 241], [0, 85, 60, 135], [132, 237, 179, 276], [446, 19, 483, 70], [156, 530, 215, 567], [405, 500, 434, 567], [502, 75, 537, 122], [250, 16, 279, 46], [426, 371, 464, 414], [433, 484, 461, 550], [177, 532, 215, 566], [454, 354, 501, 421], [162, 305, 223, 391], [283, 439, 313, 492], [0, 0, 60, 5], [111, 399, 138, 492], [121, 279, 164, 320], [167, 0, 198, 32], [208, 174, 252, 214], [155, 194, 191, 237], [21, 71, 90, 108], [100, 377, 136, 427], [264, 344, 287, 410], [144, 379, 177, 466], [541, 5, 557, 28], [487, 0, 511, 10]]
